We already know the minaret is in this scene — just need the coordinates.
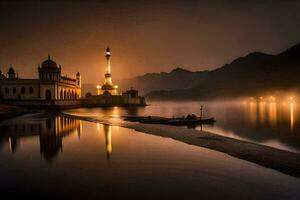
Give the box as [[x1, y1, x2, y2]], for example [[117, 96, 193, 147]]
[[98, 47, 118, 95], [104, 47, 112, 85]]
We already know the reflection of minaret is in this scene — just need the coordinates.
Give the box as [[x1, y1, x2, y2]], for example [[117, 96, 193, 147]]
[[104, 47, 112, 86], [103, 124, 112, 159], [9, 137, 19, 153], [290, 102, 294, 133]]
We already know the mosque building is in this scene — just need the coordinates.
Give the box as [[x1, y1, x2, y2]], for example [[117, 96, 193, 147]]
[[0, 55, 81, 101], [83, 47, 146, 106], [0, 49, 145, 108]]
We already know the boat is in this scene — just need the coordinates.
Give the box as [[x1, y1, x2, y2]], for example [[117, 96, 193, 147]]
[[123, 116, 216, 125]]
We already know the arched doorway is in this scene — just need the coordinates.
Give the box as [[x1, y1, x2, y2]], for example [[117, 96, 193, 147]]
[[45, 90, 51, 100], [60, 90, 63, 99]]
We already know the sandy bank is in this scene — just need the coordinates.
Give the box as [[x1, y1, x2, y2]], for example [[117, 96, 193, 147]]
[[62, 113, 300, 178]]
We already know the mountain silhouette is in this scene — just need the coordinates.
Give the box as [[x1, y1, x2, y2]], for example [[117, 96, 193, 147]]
[[119, 42, 300, 100]]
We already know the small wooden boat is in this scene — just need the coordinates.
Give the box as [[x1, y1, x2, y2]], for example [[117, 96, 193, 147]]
[[123, 116, 216, 125]]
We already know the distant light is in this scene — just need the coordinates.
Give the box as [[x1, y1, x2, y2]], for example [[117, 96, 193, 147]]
[[270, 96, 276, 101], [96, 85, 101, 89], [290, 96, 294, 101]]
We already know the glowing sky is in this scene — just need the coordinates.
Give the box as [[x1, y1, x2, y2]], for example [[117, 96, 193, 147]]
[[0, 0, 300, 84]]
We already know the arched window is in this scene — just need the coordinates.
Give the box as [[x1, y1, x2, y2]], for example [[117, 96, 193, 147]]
[[64, 91, 67, 99], [45, 90, 51, 100], [5, 88, 9, 94], [13, 88, 16, 94], [60, 90, 63, 99], [21, 87, 25, 94], [29, 87, 33, 94]]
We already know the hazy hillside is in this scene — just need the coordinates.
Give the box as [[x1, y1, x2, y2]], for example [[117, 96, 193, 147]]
[[118, 68, 209, 94], [120, 42, 300, 100]]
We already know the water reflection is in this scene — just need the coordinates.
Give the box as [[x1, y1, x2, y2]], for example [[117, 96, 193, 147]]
[[0, 115, 81, 161], [248, 102, 257, 125], [103, 124, 112, 159], [258, 102, 266, 123], [224, 101, 300, 152], [64, 101, 300, 153], [290, 103, 295, 133], [268, 102, 277, 126], [0, 114, 116, 161]]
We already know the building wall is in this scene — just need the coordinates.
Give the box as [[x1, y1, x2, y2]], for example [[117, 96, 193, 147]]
[[0, 80, 81, 100], [82, 94, 145, 106], [57, 83, 81, 100], [40, 83, 56, 100], [0, 80, 40, 100]]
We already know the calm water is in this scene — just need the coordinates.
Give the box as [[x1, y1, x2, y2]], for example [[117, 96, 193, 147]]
[[0, 113, 300, 199], [65, 101, 300, 153]]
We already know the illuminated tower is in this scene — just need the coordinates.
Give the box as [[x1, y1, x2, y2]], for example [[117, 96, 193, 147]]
[[104, 47, 112, 85], [97, 47, 118, 95]]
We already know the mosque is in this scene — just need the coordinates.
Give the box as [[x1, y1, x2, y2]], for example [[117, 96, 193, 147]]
[[0, 55, 81, 108], [0, 48, 145, 108], [82, 47, 146, 106]]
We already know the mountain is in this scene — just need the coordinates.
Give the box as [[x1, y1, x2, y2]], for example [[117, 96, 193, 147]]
[[118, 67, 208, 94], [119, 42, 300, 100]]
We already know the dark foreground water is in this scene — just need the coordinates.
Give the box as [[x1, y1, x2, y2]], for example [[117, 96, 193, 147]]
[[0, 112, 300, 199]]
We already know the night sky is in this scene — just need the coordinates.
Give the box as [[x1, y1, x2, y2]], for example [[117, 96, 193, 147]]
[[0, 0, 300, 84]]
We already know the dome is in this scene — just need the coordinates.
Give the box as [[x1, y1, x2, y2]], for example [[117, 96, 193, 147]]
[[41, 55, 58, 68], [8, 67, 15, 74]]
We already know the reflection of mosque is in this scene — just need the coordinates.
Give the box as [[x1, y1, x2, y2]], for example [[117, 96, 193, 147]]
[[0, 116, 81, 161]]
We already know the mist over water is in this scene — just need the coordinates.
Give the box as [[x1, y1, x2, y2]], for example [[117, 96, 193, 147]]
[[65, 100, 300, 153]]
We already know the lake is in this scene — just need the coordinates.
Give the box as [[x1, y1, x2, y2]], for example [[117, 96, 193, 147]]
[[65, 100, 300, 153], [0, 101, 300, 199]]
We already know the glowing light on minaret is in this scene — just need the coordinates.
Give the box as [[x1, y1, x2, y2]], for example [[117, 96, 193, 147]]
[[97, 47, 118, 95], [104, 47, 113, 86]]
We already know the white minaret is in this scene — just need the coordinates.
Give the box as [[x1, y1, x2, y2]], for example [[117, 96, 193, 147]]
[[106, 47, 111, 74], [104, 47, 112, 85]]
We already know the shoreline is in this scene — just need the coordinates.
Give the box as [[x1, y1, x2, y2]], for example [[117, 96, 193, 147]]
[[0, 104, 34, 121], [61, 112, 300, 178]]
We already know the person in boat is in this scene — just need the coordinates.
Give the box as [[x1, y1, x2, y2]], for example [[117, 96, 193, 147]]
[[186, 114, 197, 120]]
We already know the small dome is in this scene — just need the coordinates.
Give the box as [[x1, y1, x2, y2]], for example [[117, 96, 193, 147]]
[[8, 67, 15, 74], [41, 55, 58, 68]]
